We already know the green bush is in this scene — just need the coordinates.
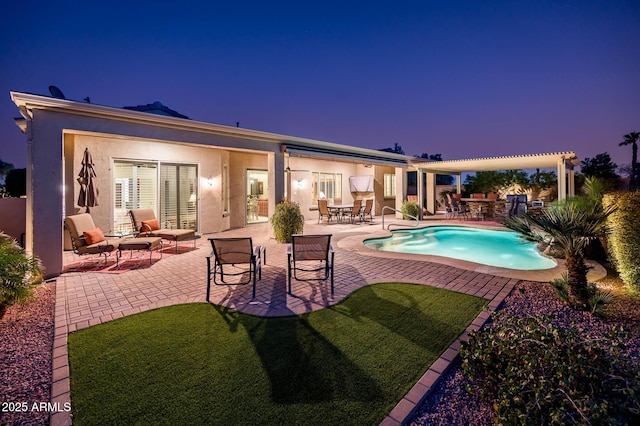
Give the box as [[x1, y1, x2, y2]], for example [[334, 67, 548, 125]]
[[603, 192, 640, 292], [270, 199, 304, 243], [0, 233, 42, 317], [460, 313, 640, 425], [401, 200, 419, 220]]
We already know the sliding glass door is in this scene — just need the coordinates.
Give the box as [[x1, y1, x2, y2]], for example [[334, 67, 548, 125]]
[[160, 164, 198, 230], [113, 160, 197, 232]]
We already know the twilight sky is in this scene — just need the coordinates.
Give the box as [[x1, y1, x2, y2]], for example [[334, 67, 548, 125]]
[[1, 0, 638, 171]]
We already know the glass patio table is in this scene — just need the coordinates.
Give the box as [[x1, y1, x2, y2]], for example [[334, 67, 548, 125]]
[[328, 204, 357, 223]]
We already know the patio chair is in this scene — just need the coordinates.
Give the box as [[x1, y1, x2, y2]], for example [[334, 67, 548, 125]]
[[317, 199, 336, 223], [64, 213, 161, 264], [449, 196, 469, 220], [342, 199, 362, 224], [359, 199, 374, 222], [443, 197, 455, 219], [129, 208, 197, 253], [206, 237, 265, 300], [287, 234, 334, 295]]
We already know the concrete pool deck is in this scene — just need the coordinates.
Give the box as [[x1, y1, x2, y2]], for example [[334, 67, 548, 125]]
[[50, 217, 606, 425]]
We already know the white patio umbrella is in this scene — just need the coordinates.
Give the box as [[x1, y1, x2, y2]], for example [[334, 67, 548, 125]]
[[77, 148, 99, 212]]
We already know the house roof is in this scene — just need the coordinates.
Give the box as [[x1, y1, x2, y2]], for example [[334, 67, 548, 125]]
[[122, 101, 189, 119], [412, 152, 580, 173]]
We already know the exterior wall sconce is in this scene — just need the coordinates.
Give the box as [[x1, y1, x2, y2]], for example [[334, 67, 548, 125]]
[[207, 176, 214, 187]]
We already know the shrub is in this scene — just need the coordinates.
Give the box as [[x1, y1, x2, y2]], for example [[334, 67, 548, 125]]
[[550, 272, 614, 315], [0, 233, 42, 317], [603, 192, 640, 292], [400, 200, 419, 220], [460, 313, 640, 425], [270, 199, 304, 243]]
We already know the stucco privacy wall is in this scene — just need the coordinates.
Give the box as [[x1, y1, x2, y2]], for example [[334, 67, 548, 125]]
[[65, 133, 228, 235], [0, 197, 26, 245]]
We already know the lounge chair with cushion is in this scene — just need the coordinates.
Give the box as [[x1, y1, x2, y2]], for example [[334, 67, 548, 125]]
[[287, 234, 334, 295], [65, 213, 162, 265], [129, 208, 197, 253], [206, 237, 264, 300]]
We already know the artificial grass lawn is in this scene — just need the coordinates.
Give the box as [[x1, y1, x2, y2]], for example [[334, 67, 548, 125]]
[[68, 283, 486, 425]]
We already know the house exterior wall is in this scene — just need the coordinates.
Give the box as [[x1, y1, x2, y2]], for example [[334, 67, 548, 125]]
[[374, 165, 395, 216], [11, 92, 408, 277], [22, 108, 288, 276], [288, 157, 370, 220], [229, 151, 269, 229], [65, 133, 230, 235]]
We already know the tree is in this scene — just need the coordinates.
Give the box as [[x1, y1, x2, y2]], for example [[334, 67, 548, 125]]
[[418, 152, 443, 161], [529, 169, 557, 189], [0, 158, 13, 182], [580, 152, 619, 180], [379, 143, 404, 155], [464, 171, 507, 194], [418, 152, 453, 185], [619, 131, 639, 191], [504, 192, 616, 309], [5, 168, 26, 197], [503, 170, 531, 188]]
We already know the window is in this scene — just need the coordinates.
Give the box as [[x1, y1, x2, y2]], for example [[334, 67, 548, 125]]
[[384, 173, 396, 198], [311, 172, 342, 205], [222, 164, 229, 214]]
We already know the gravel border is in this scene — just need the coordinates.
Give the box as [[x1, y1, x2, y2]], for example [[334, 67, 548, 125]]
[[410, 281, 640, 425], [0, 282, 55, 426]]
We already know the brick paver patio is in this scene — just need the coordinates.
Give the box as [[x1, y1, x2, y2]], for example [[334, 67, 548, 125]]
[[50, 219, 536, 426]]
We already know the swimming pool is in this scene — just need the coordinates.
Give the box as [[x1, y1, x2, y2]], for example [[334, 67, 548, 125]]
[[364, 226, 556, 270]]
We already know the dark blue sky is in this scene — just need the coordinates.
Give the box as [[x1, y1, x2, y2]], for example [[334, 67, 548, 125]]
[[1, 0, 638, 171]]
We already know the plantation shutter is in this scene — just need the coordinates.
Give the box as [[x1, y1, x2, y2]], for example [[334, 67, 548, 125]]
[[113, 161, 158, 232]]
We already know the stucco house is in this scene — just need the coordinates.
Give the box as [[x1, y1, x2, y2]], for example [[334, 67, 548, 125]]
[[10, 91, 417, 277]]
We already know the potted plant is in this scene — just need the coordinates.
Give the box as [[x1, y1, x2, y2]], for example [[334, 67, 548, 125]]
[[270, 199, 305, 243]]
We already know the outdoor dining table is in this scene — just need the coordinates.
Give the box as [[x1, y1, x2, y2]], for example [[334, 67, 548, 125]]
[[328, 204, 357, 223]]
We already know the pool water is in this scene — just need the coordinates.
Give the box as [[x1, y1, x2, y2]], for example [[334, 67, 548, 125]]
[[364, 226, 556, 270]]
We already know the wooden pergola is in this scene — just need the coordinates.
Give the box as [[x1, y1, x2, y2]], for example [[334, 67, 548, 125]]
[[409, 151, 580, 215]]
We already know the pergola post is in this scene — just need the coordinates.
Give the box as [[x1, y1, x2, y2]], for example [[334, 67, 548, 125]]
[[395, 167, 406, 219], [557, 158, 567, 201], [426, 172, 436, 215], [416, 169, 424, 219]]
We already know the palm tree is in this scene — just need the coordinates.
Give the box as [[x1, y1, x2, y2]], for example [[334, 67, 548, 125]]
[[504, 196, 616, 308], [619, 131, 639, 191]]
